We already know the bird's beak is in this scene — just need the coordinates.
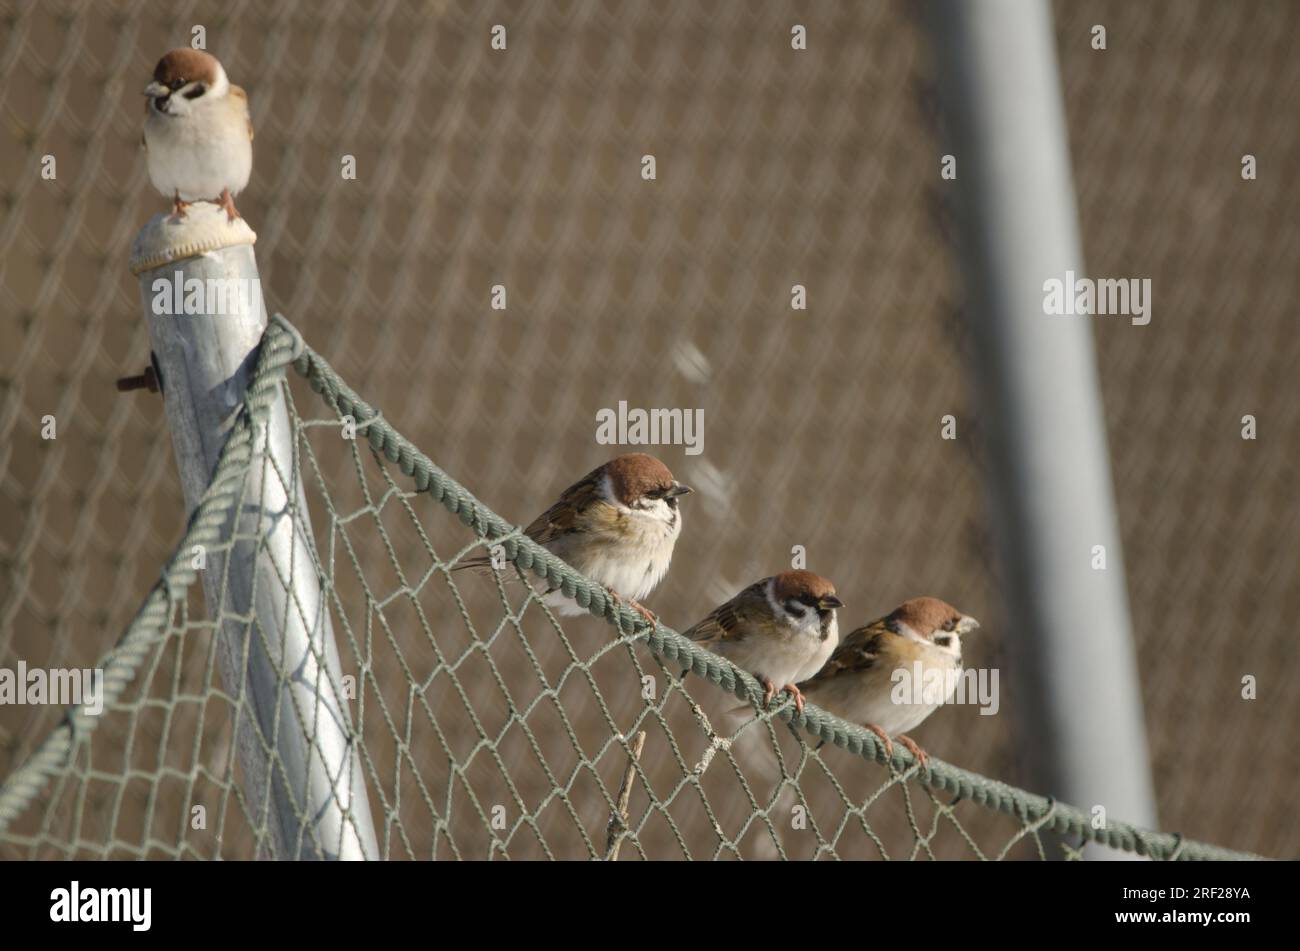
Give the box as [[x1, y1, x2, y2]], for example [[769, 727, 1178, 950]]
[[818, 595, 844, 611], [958, 615, 981, 635], [143, 81, 170, 98], [667, 482, 693, 498]]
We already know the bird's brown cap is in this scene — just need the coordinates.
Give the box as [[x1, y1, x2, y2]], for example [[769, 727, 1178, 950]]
[[772, 570, 842, 608], [889, 596, 973, 635], [152, 48, 221, 88], [603, 453, 688, 505]]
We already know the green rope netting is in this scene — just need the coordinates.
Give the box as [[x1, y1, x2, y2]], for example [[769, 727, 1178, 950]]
[[0, 317, 1261, 860]]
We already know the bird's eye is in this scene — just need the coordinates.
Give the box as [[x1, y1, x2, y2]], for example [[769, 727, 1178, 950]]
[[169, 78, 186, 91], [183, 84, 206, 99], [934, 635, 952, 647]]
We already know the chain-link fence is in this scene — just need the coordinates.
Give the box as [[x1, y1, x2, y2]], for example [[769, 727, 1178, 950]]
[[1, 0, 1296, 858]]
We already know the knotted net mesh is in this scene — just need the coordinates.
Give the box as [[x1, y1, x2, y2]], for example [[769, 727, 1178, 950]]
[[0, 321, 1256, 861]]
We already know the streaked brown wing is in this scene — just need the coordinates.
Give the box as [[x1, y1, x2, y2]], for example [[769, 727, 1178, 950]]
[[522, 468, 606, 546], [450, 469, 604, 573], [681, 581, 768, 645], [802, 617, 890, 685]]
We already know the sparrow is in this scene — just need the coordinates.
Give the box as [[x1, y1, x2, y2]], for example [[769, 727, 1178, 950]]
[[142, 49, 253, 221], [681, 570, 843, 714], [455, 453, 692, 623], [798, 596, 979, 766]]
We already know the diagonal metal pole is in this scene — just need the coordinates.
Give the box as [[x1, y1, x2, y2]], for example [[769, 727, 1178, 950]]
[[925, 0, 1157, 856], [131, 204, 378, 859]]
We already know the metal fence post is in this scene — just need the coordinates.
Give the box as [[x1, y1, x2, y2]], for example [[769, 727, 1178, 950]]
[[925, 0, 1158, 853], [131, 203, 379, 859]]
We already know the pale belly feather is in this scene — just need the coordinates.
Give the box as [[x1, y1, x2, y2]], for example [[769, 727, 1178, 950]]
[[145, 105, 252, 202]]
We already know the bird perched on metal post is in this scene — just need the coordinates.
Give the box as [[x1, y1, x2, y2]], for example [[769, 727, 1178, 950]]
[[142, 48, 253, 221]]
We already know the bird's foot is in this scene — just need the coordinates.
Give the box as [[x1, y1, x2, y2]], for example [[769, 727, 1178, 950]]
[[607, 590, 655, 627], [216, 187, 240, 222], [864, 723, 894, 760], [171, 192, 191, 218], [897, 734, 929, 768], [781, 683, 805, 715], [628, 598, 657, 626], [760, 676, 777, 707]]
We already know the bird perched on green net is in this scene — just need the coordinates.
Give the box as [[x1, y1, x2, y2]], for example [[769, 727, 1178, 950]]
[[681, 570, 844, 713], [454, 452, 692, 623]]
